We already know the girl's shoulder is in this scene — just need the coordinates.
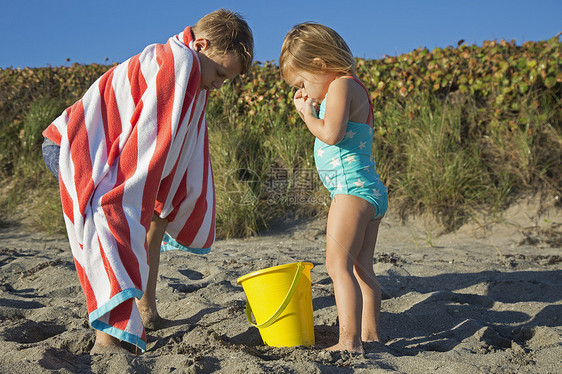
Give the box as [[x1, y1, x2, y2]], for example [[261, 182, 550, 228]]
[[328, 75, 372, 126], [329, 75, 369, 103], [327, 75, 358, 97], [330, 75, 356, 89], [332, 75, 367, 92]]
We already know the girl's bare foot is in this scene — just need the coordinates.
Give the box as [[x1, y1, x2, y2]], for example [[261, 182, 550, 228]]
[[326, 342, 365, 354], [361, 334, 381, 343]]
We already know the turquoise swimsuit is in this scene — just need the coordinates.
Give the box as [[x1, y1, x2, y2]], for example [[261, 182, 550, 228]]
[[314, 77, 388, 219]]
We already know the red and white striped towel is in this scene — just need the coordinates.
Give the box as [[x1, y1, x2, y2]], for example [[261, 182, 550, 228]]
[[42, 27, 215, 351]]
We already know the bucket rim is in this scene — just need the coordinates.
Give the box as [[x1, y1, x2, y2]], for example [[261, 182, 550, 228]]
[[236, 261, 313, 285]]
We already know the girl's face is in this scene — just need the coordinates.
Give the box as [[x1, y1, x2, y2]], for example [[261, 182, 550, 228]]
[[284, 68, 338, 102]]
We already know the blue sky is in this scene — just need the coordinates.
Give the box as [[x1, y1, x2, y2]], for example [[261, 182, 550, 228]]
[[1, 0, 560, 69]]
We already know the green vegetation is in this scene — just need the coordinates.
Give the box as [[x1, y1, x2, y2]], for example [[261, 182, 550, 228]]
[[1, 36, 560, 236]]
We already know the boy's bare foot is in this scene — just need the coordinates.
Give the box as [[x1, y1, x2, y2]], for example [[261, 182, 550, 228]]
[[142, 313, 174, 331], [90, 343, 131, 355], [138, 307, 173, 331], [91, 332, 130, 355], [326, 342, 365, 354]]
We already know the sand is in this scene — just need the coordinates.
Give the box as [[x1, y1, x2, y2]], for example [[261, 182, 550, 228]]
[[0, 194, 560, 373]]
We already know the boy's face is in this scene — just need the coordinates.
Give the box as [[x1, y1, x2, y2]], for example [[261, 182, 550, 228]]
[[194, 39, 242, 91]]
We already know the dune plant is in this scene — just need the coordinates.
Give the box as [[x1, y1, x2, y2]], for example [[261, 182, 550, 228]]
[[389, 94, 489, 229], [208, 83, 276, 237], [0, 35, 559, 237], [0, 98, 65, 232], [481, 91, 562, 197]]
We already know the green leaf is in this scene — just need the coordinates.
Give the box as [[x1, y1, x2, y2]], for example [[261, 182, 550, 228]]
[[544, 76, 556, 88]]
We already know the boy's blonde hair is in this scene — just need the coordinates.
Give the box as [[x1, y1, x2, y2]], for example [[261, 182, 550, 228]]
[[279, 22, 356, 79], [193, 9, 254, 74]]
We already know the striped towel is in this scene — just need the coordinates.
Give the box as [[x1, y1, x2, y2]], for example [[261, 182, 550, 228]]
[[42, 27, 215, 351]]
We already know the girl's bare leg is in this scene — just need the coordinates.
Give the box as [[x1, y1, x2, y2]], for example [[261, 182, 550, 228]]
[[353, 217, 382, 342], [137, 214, 168, 330], [325, 195, 374, 353]]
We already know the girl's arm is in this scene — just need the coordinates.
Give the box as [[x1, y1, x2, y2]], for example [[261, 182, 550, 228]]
[[297, 78, 352, 145]]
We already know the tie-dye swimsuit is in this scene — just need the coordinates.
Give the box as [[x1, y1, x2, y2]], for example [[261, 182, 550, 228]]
[[314, 76, 388, 219]]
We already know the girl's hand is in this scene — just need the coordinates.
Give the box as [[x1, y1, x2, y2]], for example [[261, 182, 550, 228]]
[[293, 89, 307, 120], [293, 89, 305, 115], [294, 89, 318, 119]]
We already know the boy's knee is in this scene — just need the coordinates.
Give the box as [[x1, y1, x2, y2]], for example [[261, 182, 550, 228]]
[[150, 214, 168, 234], [42, 138, 60, 177]]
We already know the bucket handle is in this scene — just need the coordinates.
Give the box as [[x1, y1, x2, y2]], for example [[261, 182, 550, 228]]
[[245, 262, 305, 329]]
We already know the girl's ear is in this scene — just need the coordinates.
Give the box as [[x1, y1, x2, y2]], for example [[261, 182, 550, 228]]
[[312, 57, 327, 69], [193, 38, 210, 52]]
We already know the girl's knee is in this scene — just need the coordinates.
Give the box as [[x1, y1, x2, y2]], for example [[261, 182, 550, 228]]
[[353, 263, 378, 283], [353, 265, 371, 280], [326, 256, 353, 280], [325, 257, 337, 280]]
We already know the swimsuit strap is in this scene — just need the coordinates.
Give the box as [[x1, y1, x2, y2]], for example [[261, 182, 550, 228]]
[[341, 76, 373, 125]]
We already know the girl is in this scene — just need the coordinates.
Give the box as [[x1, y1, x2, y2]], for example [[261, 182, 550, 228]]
[[279, 23, 388, 353]]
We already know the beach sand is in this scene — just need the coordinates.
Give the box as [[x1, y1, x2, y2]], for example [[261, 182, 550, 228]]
[[0, 194, 560, 373]]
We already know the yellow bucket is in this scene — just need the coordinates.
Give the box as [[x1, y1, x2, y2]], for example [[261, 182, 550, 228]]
[[236, 262, 315, 347]]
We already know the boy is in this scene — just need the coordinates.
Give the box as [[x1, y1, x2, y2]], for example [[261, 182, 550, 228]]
[[42, 9, 253, 354]]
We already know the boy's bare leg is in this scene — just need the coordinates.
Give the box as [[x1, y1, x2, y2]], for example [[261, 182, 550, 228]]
[[91, 213, 168, 354], [353, 217, 382, 343], [137, 214, 168, 330], [91, 331, 128, 354], [324, 195, 374, 354]]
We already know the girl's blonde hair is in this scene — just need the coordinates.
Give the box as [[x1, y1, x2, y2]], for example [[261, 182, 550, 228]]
[[279, 22, 356, 79]]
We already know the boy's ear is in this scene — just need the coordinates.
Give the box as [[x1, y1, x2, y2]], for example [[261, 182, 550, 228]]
[[312, 57, 327, 69], [193, 38, 210, 52]]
